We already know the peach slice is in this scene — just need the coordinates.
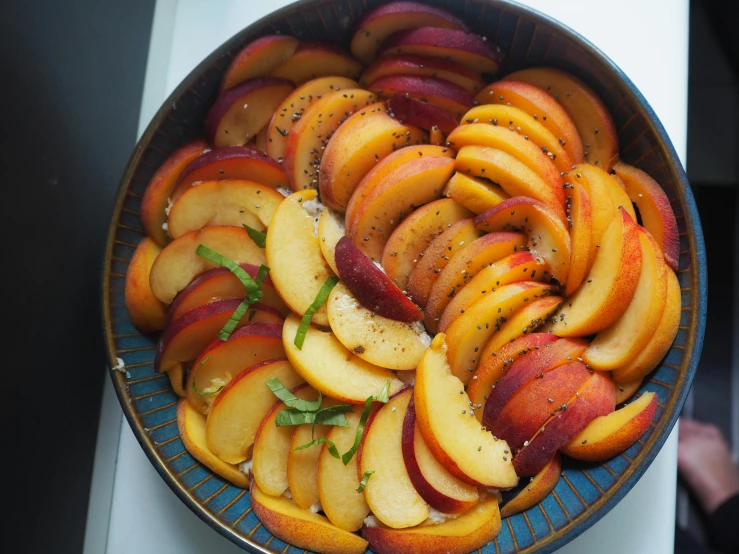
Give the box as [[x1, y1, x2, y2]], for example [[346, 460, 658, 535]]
[[335, 236, 423, 322], [360, 54, 485, 93], [387, 93, 460, 132], [406, 218, 483, 307], [500, 453, 561, 518], [360, 388, 430, 528], [220, 35, 299, 92], [440, 252, 548, 332], [425, 231, 527, 333], [166, 179, 284, 238], [140, 141, 207, 246], [327, 283, 427, 370], [362, 494, 502, 554], [206, 358, 304, 464], [447, 124, 564, 203], [171, 146, 288, 200], [402, 397, 479, 513], [345, 155, 456, 261], [477, 295, 563, 364], [549, 209, 642, 336], [369, 75, 474, 119], [616, 379, 643, 404], [269, 42, 363, 85], [460, 104, 574, 173], [319, 102, 427, 211], [380, 27, 501, 73], [475, 80, 584, 164], [165, 363, 186, 397], [563, 182, 593, 297], [288, 421, 331, 510], [176, 400, 250, 488], [317, 207, 345, 275], [584, 230, 668, 370], [252, 383, 317, 497], [350, 1, 467, 65], [381, 198, 472, 291], [415, 334, 518, 488], [561, 391, 657, 462], [282, 314, 403, 404], [156, 300, 283, 372], [318, 406, 373, 531], [251, 482, 369, 554], [125, 237, 167, 333], [266, 76, 359, 162], [283, 88, 377, 192], [185, 322, 284, 414], [506, 68, 619, 170], [577, 164, 636, 222], [455, 145, 566, 222], [474, 196, 572, 285], [613, 161, 680, 270], [513, 370, 616, 476], [168, 264, 288, 323], [149, 225, 266, 304], [612, 269, 682, 384], [265, 189, 334, 326], [442, 171, 510, 214], [205, 77, 295, 147], [468, 333, 558, 422]]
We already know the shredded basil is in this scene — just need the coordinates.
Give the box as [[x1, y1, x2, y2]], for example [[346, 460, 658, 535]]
[[294, 276, 339, 350], [356, 470, 375, 493], [243, 224, 267, 248], [267, 377, 322, 412], [294, 437, 340, 459], [190, 356, 222, 396]]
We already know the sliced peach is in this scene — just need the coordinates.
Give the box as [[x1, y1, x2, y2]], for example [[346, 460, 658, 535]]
[[185, 322, 284, 414], [442, 171, 510, 215], [206, 358, 304, 464], [319, 103, 427, 211], [563, 182, 593, 297], [251, 482, 369, 554], [415, 334, 518, 487], [269, 42, 363, 85], [327, 283, 427, 370], [283, 88, 377, 191], [205, 77, 295, 147], [402, 397, 479, 514], [584, 230, 668, 370], [254, 126, 268, 153], [362, 495, 501, 554], [460, 104, 574, 173], [369, 75, 473, 119], [282, 314, 403, 404], [425, 232, 527, 333], [380, 27, 501, 73], [455, 145, 566, 222], [317, 207, 345, 275], [288, 420, 331, 510], [149, 225, 266, 304], [265, 189, 334, 326], [220, 35, 299, 92], [381, 198, 472, 291], [616, 379, 643, 404], [406, 218, 482, 307], [265, 76, 358, 162], [613, 161, 680, 270], [350, 2, 467, 65], [140, 141, 207, 245], [612, 269, 681, 383], [500, 453, 561, 518], [165, 363, 186, 397], [475, 80, 584, 164], [562, 391, 657, 462], [578, 164, 636, 222], [125, 237, 167, 333], [318, 406, 373, 531], [549, 209, 642, 336], [345, 155, 455, 260], [166, 179, 283, 238], [506, 68, 619, 170], [565, 168, 613, 256], [177, 399, 249, 488], [360, 388, 430, 528], [252, 384, 317, 497], [360, 54, 485, 93], [387, 93, 460, 132], [474, 196, 572, 285]]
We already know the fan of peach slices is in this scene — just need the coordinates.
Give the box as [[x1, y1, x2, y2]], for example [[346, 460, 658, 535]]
[[124, 2, 682, 553]]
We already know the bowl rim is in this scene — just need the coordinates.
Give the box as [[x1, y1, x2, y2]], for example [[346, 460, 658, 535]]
[[102, 1, 706, 552]]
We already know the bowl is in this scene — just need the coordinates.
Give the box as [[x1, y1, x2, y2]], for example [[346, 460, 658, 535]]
[[102, 0, 706, 552]]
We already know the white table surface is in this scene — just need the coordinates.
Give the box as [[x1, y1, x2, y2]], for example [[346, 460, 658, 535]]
[[85, 1, 688, 552]]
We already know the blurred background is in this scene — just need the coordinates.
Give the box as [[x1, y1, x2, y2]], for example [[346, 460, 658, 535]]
[[1, 0, 735, 552]]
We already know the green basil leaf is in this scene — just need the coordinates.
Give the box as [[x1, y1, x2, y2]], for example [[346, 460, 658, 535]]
[[195, 244, 260, 295], [217, 297, 254, 341], [313, 408, 350, 427], [342, 396, 373, 466], [275, 408, 318, 427], [266, 378, 322, 412], [356, 470, 375, 493], [244, 225, 267, 248], [294, 437, 340, 459], [190, 356, 222, 396], [255, 264, 270, 288], [294, 276, 340, 350], [374, 381, 391, 403]]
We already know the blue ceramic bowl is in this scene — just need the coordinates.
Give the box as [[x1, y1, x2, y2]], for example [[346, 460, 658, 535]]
[[102, 1, 706, 552]]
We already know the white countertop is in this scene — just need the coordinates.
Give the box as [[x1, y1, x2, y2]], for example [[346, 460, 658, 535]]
[[86, 1, 688, 552]]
